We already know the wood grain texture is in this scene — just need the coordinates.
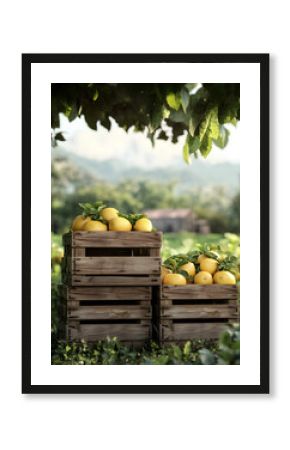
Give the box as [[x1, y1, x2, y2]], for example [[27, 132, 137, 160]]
[[68, 322, 151, 341], [161, 304, 238, 319], [63, 231, 162, 248], [70, 275, 161, 286], [162, 285, 238, 300], [161, 320, 229, 340], [73, 256, 161, 275], [65, 286, 151, 301], [68, 305, 151, 320]]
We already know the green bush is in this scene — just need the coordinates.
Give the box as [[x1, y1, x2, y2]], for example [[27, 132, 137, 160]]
[[52, 324, 240, 365]]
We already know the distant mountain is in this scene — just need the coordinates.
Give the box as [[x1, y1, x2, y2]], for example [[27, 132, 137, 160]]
[[52, 147, 239, 193]]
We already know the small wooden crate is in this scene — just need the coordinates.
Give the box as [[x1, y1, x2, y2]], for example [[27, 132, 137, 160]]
[[60, 231, 162, 346], [157, 285, 239, 345], [62, 231, 162, 286], [59, 285, 152, 346]]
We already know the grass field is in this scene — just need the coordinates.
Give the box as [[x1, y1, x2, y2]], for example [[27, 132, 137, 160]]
[[162, 232, 223, 259]]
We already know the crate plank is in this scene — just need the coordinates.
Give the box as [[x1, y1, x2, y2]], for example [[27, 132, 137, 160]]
[[162, 304, 238, 319], [68, 305, 150, 320], [162, 285, 237, 300], [63, 231, 162, 248], [65, 286, 151, 301], [73, 256, 160, 275], [71, 275, 160, 286], [69, 322, 150, 341], [161, 321, 229, 340]]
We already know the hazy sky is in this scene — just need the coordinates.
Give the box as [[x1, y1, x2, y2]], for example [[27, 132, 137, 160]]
[[58, 114, 241, 168]]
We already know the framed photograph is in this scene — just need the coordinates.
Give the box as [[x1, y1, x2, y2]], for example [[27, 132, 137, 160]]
[[22, 53, 269, 394]]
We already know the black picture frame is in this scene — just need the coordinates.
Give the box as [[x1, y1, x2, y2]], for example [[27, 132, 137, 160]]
[[22, 53, 269, 394]]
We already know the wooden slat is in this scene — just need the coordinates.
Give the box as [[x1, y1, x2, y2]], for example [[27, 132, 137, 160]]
[[66, 286, 151, 300], [149, 248, 161, 256], [162, 285, 237, 300], [161, 321, 229, 340], [71, 275, 161, 286], [67, 231, 162, 248], [72, 247, 85, 257], [69, 322, 150, 341], [68, 305, 150, 320], [73, 256, 161, 275], [162, 304, 238, 319]]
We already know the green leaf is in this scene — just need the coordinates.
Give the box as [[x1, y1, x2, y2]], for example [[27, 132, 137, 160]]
[[151, 108, 163, 130], [213, 125, 230, 149], [54, 132, 65, 141], [93, 89, 99, 101], [183, 135, 200, 164], [185, 83, 198, 92], [172, 345, 182, 360], [166, 92, 181, 111], [169, 109, 187, 123], [199, 110, 211, 143], [178, 269, 190, 279], [180, 88, 190, 113], [162, 107, 170, 119], [188, 135, 200, 156], [209, 106, 219, 139], [199, 106, 219, 142], [199, 348, 216, 365], [101, 116, 111, 130], [199, 130, 212, 158], [189, 118, 195, 137], [198, 106, 219, 157], [183, 341, 192, 356], [183, 139, 191, 165]]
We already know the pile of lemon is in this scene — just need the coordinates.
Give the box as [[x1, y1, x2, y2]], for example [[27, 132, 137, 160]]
[[162, 250, 239, 286], [71, 202, 153, 233]]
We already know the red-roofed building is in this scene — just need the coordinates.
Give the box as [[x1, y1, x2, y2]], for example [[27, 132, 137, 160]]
[[144, 209, 210, 233]]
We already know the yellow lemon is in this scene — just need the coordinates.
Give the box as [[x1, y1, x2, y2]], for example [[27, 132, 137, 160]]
[[231, 270, 240, 281], [109, 217, 132, 232], [179, 262, 196, 277], [163, 273, 187, 286], [82, 220, 107, 231], [200, 257, 218, 274], [161, 266, 172, 281], [194, 271, 213, 285], [213, 271, 236, 285], [133, 217, 153, 232], [100, 207, 119, 221], [71, 215, 91, 231], [197, 254, 206, 264]]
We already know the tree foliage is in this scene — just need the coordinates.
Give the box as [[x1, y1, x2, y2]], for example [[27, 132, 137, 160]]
[[51, 83, 240, 162]]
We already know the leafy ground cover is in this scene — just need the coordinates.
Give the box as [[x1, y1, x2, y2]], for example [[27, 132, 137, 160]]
[[52, 325, 240, 365]]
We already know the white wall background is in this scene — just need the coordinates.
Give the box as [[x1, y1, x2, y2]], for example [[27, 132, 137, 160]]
[[0, 1, 286, 449]]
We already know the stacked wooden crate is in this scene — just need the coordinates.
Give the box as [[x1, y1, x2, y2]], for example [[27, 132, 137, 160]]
[[156, 285, 239, 345], [60, 231, 162, 346]]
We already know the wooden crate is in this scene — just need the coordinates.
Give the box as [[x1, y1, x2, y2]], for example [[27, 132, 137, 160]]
[[59, 285, 152, 346], [62, 231, 162, 286], [157, 285, 239, 344]]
